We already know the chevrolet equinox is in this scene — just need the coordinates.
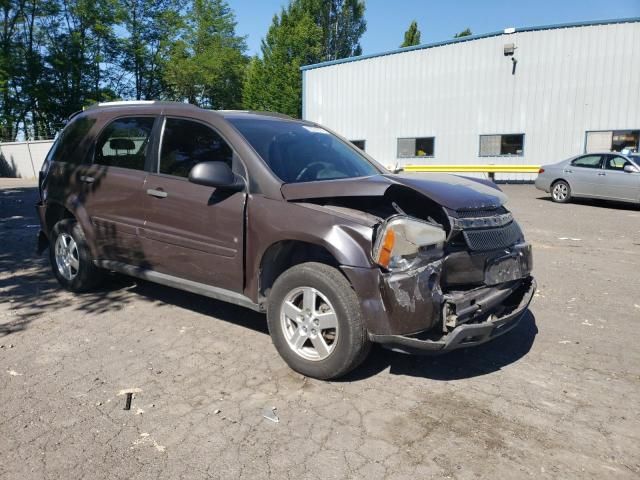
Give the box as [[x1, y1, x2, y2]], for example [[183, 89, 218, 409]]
[[36, 101, 536, 379]]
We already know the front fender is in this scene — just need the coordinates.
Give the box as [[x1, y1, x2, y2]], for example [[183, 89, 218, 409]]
[[245, 196, 375, 301]]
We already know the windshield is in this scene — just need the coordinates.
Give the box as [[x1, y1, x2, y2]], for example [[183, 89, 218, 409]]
[[630, 155, 640, 167], [228, 117, 381, 183]]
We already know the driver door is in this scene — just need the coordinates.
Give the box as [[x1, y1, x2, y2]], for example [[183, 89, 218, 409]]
[[598, 155, 640, 202], [140, 117, 247, 292]]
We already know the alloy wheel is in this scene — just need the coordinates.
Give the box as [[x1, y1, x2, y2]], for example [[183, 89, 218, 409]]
[[280, 287, 339, 361], [54, 232, 80, 281]]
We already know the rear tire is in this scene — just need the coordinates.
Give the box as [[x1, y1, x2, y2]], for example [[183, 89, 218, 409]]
[[267, 262, 370, 380], [49, 219, 104, 292], [551, 180, 571, 203]]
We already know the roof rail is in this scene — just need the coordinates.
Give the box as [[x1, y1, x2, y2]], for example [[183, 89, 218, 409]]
[[83, 100, 199, 111], [218, 110, 295, 120]]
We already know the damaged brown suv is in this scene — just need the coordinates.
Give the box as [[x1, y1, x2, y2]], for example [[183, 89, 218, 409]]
[[36, 101, 535, 379]]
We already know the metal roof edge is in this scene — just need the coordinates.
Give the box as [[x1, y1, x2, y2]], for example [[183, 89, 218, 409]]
[[300, 16, 640, 71]]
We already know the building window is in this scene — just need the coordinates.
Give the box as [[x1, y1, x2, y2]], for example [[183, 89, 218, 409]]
[[585, 130, 639, 153], [397, 137, 435, 158], [351, 140, 365, 151], [479, 134, 524, 156]]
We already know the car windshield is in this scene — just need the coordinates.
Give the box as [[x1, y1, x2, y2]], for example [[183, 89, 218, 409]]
[[228, 117, 381, 183], [629, 155, 640, 167]]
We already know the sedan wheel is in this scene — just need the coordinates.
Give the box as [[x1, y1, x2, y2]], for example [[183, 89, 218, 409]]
[[551, 181, 571, 203]]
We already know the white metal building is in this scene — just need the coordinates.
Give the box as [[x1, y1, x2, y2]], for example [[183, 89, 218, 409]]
[[302, 18, 640, 180]]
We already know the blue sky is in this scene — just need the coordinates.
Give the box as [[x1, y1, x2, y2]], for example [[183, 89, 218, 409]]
[[234, 0, 640, 56]]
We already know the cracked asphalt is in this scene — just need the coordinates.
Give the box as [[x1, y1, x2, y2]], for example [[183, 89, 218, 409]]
[[1, 179, 639, 479]]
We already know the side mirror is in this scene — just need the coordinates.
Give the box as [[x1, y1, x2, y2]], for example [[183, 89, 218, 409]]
[[188, 161, 244, 190], [623, 164, 640, 173]]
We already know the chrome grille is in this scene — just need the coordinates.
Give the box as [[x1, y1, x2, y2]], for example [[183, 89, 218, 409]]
[[463, 221, 522, 251]]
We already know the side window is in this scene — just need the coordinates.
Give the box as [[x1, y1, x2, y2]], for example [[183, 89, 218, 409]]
[[571, 155, 603, 169], [48, 116, 97, 165], [159, 118, 233, 178], [605, 155, 630, 171], [94, 117, 155, 171]]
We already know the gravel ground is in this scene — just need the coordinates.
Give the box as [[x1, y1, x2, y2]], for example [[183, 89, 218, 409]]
[[1, 178, 639, 480]]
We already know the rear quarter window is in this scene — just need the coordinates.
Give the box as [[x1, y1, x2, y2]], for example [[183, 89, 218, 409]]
[[571, 155, 603, 169], [47, 116, 97, 165]]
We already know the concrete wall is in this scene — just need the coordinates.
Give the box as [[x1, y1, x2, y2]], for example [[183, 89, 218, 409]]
[[0, 140, 54, 179], [302, 20, 640, 181]]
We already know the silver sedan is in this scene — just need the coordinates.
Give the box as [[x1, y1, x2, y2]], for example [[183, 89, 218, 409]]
[[535, 152, 640, 204]]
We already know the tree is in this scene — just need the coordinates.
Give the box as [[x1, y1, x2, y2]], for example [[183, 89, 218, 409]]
[[243, 7, 322, 117], [35, 0, 120, 135], [300, 0, 366, 60], [243, 0, 366, 117], [0, 0, 28, 141], [117, 0, 181, 100], [454, 28, 472, 38], [401, 20, 421, 47], [164, 0, 247, 108]]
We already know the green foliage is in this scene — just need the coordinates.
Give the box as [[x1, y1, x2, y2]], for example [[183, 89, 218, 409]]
[[243, 0, 366, 118], [401, 20, 421, 47], [0, 0, 368, 139], [117, 0, 182, 100], [164, 0, 248, 108], [0, 0, 249, 140], [454, 28, 473, 38]]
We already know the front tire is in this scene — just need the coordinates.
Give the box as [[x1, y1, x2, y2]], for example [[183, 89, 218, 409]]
[[267, 262, 370, 380], [49, 219, 104, 292], [551, 180, 571, 203]]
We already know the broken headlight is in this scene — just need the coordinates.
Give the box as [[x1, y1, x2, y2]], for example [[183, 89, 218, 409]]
[[372, 216, 446, 271]]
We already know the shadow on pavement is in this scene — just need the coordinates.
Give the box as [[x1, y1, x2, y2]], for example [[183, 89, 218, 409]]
[[343, 310, 538, 381], [536, 195, 640, 211], [0, 186, 155, 336]]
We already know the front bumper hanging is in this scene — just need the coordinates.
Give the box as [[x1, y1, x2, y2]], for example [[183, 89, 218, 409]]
[[369, 276, 536, 354]]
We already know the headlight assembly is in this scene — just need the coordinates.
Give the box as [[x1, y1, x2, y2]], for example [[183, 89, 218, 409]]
[[372, 216, 446, 271]]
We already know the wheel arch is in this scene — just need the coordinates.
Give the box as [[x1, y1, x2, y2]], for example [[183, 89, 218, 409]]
[[258, 240, 345, 301], [44, 201, 75, 234]]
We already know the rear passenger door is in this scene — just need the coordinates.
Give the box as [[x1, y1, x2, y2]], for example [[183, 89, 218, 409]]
[[566, 155, 605, 197], [599, 155, 640, 201], [78, 116, 156, 264], [140, 117, 247, 292]]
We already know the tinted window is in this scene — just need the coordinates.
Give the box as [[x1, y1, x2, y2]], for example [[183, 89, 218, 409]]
[[95, 117, 155, 170], [605, 155, 632, 171], [571, 155, 603, 169], [160, 118, 233, 178], [228, 118, 380, 183], [48, 116, 96, 165]]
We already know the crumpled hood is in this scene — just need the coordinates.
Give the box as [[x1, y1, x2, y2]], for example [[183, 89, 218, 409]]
[[281, 173, 507, 211]]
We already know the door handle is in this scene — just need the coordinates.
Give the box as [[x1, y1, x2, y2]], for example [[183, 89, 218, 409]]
[[80, 175, 95, 184], [563, 169, 573, 173], [147, 188, 168, 198], [597, 172, 606, 176]]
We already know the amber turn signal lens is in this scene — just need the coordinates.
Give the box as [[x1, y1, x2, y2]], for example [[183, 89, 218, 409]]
[[377, 228, 395, 268], [538, 168, 545, 174]]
